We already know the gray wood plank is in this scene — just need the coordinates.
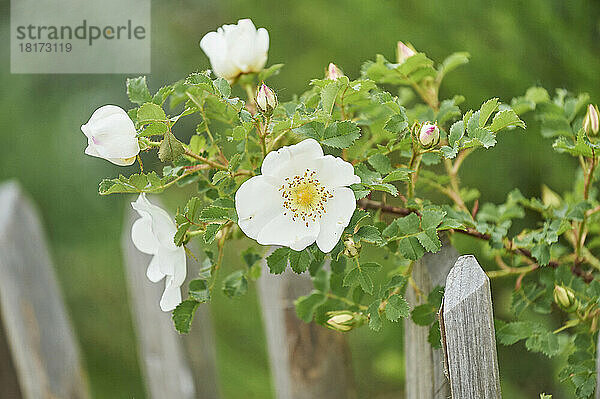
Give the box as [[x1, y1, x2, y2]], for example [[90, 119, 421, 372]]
[[257, 251, 355, 399], [404, 235, 455, 399], [441, 255, 501, 399], [123, 203, 220, 399], [0, 181, 90, 399]]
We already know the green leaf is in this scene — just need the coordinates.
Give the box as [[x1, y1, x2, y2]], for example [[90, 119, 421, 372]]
[[188, 279, 210, 303], [470, 127, 497, 148], [199, 206, 233, 222], [368, 301, 383, 331], [288, 249, 312, 273], [127, 76, 152, 105], [140, 121, 168, 137], [343, 267, 374, 294], [321, 81, 344, 116], [416, 229, 441, 252], [448, 120, 465, 147], [203, 223, 222, 244], [294, 291, 326, 322], [321, 121, 361, 149], [385, 294, 410, 321], [214, 77, 231, 98], [382, 168, 412, 183], [172, 299, 199, 334], [479, 98, 500, 127], [158, 131, 185, 162], [222, 270, 248, 298], [384, 114, 409, 135], [438, 52, 470, 77], [488, 109, 526, 132], [421, 208, 446, 229], [99, 172, 173, 195], [411, 304, 436, 325], [266, 247, 291, 274], [428, 321, 442, 349], [368, 153, 392, 174], [354, 225, 384, 245], [137, 103, 166, 122]]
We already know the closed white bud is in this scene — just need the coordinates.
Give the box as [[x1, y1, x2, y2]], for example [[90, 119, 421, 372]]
[[325, 311, 366, 332], [583, 104, 599, 135], [81, 105, 140, 166], [256, 83, 278, 115], [419, 123, 440, 147], [397, 41, 416, 64], [553, 285, 578, 313], [326, 63, 345, 80]]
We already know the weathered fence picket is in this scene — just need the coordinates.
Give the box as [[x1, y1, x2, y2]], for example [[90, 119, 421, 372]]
[[404, 236, 456, 399], [441, 255, 501, 398], [0, 181, 90, 399], [257, 252, 356, 399], [122, 205, 220, 399]]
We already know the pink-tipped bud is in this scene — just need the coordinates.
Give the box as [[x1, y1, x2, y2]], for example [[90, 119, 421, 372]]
[[419, 123, 440, 147], [256, 82, 278, 115], [326, 63, 345, 80], [397, 41, 416, 64], [583, 104, 599, 135]]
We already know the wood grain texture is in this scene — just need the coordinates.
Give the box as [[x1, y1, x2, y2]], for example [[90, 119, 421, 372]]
[[404, 235, 455, 399], [0, 181, 90, 399], [257, 251, 355, 399], [441, 255, 501, 399], [122, 203, 220, 399]]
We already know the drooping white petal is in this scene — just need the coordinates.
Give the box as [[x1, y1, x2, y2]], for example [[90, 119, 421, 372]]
[[235, 175, 282, 239], [131, 217, 159, 255], [257, 213, 320, 251], [261, 139, 324, 178], [146, 255, 164, 283], [316, 187, 357, 253], [160, 276, 182, 312], [131, 194, 178, 250], [310, 155, 361, 188], [251, 28, 270, 71]]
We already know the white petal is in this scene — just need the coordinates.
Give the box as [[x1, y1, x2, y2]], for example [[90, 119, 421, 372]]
[[160, 277, 182, 312], [146, 255, 164, 282], [261, 139, 324, 178], [106, 156, 137, 166], [157, 247, 187, 287], [131, 194, 178, 250], [311, 155, 361, 188], [131, 217, 159, 255], [81, 105, 139, 159], [316, 187, 357, 253], [257, 213, 320, 251], [250, 28, 269, 71], [200, 31, 240, 80], [235, 175, 282, 239]]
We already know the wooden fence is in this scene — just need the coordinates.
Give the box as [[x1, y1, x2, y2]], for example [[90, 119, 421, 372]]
[[1, 179, 596, 398]]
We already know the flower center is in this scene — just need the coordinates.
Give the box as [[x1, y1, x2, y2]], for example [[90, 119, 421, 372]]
[[280, 169, 333, 226]]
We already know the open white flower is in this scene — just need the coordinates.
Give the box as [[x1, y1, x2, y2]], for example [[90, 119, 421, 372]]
[[235, 139, 360, 253], [81, 105, 140, 166], [200, 19, 269, 81], [131, 194, 186, 312]]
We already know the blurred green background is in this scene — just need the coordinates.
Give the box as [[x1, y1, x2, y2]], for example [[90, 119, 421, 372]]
[[1, 0, 599, 397]]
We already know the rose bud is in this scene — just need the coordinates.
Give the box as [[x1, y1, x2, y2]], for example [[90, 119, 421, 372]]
[[326, 63, 345, 80], [419, 123, 440, 148], [325, 310, 367, 332], [553, 285, 578, 313], [256, 82, 278, 115], [397, 41, 416, 64], [583, 104, 599, 135]]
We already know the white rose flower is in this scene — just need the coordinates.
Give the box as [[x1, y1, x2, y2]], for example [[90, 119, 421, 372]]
[[200, 18, 269, 81], [131, 193, 187, 312], [235, 139, 360, 253], [81, 105, 140, 166]]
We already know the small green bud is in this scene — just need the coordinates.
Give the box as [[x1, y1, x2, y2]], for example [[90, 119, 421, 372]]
[[418, 123, 440, 148], [583, 104, 599, 135], [553, 285, 578, 312], [326, 63, 345, 80], [256, 82, 278, 115], [343, 237, 360, 258], [325, 310, 367, 332]]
